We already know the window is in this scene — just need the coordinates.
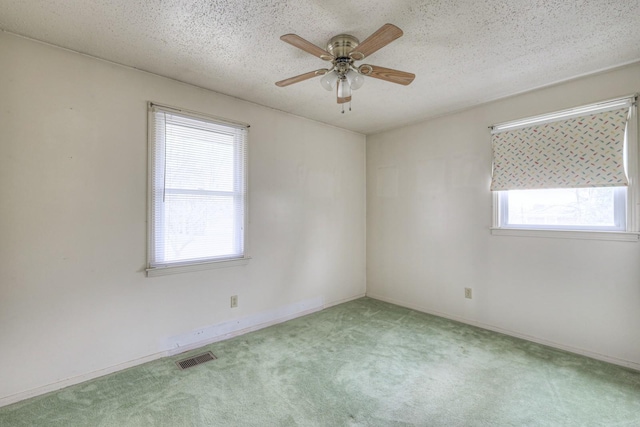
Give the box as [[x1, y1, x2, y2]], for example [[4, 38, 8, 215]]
[[498, 187, 626, 231], [147, 103, 249, 276], [490, 95, 638, 240]]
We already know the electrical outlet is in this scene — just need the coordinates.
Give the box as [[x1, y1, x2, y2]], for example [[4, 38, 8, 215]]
[[464, 288, 472, 299], [230, 295, 238, 308]]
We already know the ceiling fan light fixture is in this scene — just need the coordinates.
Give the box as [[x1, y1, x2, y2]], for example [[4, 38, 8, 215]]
[[346, 70, 364, 90], [337, 78, 352, 99], [320, 71, 339, 91]]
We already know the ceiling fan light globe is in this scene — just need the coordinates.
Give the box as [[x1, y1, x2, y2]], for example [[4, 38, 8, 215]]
[[337, 78, 352, 98], [346, 70, 365, 90], [320, 72, 339, 91]]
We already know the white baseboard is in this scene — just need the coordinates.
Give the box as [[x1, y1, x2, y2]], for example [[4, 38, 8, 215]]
[[0, 351, 168, 409], [165, 293, 366, 356], [367, 292, 640, 372], [0, 294, 364, 408], [324, 292, 366, 309], [163, 296, 326, 356]]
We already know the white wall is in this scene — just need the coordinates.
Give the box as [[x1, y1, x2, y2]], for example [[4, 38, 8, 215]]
[[367, 63, 640, 368], [0, 32, 366, 402]]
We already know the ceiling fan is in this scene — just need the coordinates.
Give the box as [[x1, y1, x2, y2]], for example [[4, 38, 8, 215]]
[[275, 24, 415, 112]]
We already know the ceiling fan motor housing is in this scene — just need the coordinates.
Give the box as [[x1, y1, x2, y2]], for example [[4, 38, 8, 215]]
[[327, 34, 359, 59]]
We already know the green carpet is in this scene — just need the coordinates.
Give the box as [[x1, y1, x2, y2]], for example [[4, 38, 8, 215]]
[[1, 298, 639, 426]]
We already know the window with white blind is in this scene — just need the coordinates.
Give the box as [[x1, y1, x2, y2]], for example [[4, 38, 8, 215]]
[[490, 95, 639, 240], [147, 103, 249, 276]]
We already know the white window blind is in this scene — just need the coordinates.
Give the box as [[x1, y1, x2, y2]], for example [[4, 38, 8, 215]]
[[490, 97, 634, 191], [148, 104, 248, 271]]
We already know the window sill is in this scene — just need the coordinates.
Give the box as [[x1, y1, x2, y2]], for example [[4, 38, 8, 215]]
[[146, 257, 251, 277], [490, 228, 639, 242]]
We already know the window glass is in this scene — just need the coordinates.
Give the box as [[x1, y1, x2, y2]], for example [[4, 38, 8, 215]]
[[499, 187, 625, 231]]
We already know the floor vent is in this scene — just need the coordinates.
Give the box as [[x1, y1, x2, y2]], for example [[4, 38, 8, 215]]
[[176, 351, 217, 370]]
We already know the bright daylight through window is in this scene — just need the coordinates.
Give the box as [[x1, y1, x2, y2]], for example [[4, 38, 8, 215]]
[[490, 95, 638, 237], [498, 187, 626, 231], [147, 104, 248, 275]]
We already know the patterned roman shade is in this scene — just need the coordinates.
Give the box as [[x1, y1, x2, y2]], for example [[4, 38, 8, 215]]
[[490, 107, 630, 191]]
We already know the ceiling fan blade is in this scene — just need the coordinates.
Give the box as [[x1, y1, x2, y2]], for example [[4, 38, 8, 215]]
[[280, 34, 334, 61], [337, 96, 352, 104], [361, 65, 415, 85], [275, 70, 325, 87], [349, 24, 403, 60]]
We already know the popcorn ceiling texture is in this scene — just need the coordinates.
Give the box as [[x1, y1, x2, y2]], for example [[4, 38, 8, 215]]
[[1, 0, 639, 134]]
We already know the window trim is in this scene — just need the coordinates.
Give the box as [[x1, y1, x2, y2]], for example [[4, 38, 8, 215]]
[[146, 257, 251, 277], [489, 226, 639, 242], [146, 102, 251, 276], [491, 96, 639, 242]]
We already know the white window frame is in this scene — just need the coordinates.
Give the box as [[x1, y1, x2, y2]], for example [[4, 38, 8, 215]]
[[491, 96, 639, 242], [146, 103, 250, 277]]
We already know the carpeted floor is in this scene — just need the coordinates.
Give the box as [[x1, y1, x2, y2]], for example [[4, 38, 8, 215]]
[[1, 297, 640, 426]]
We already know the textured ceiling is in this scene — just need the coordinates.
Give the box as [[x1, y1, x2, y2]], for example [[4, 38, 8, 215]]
[[1, 0, 640, 134]]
